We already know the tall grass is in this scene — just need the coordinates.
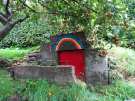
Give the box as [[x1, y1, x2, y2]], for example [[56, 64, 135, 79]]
[[0, 70, 15, 100], [109, 47, 135, 76], [94, 80, 135, 101], [17, 80, 135, 101], [0, 47, 135, 101], [0, 70, 135, 101]]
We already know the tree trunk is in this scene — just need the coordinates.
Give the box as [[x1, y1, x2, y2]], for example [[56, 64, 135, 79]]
[[0, 0, 28, 41]]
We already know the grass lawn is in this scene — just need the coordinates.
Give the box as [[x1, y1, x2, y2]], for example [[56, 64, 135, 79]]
[[0, 47, 135, 101], [0, 70, 16, 100], [0, 46, 39, 61]]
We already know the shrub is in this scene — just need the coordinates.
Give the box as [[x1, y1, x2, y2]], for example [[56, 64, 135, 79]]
[[0, 19, 51, 48], [108, 47, 135, 76]]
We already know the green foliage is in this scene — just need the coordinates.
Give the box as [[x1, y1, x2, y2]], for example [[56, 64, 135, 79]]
[[0, 19, 50, 48], [109, 47, 135, 76], [1, 0, 135, 48], [15, 80, 116, 101], [94, 80, 135, 100], [37, 0, 135, 48], [15, 80, 135, 101], [0, 69, 135, 101], [0, 70, 15, 100]]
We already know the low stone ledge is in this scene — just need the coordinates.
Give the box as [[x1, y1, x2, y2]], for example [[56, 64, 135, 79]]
[[9, 65, 76, 85]]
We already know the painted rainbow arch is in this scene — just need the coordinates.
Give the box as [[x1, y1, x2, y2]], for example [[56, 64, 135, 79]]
[[56, 38, 82, 51]]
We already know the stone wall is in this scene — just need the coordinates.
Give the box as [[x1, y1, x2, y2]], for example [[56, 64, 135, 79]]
[[9, 65, 76, 85], [40, 44, 57, 66], [85, 49, 108, 84], [27, 43, 109, 85]]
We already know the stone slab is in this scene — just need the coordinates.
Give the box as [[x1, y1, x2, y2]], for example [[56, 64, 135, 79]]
[[9, 65, 76, 85]]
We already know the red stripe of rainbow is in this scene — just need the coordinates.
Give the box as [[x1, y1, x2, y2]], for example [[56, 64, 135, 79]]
[[56, 38, 81, 51]]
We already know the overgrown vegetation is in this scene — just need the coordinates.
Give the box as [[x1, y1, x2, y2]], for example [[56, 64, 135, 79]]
[[0, 71, 135, 101], [0, 70, 15, 100], [0, 0, 135, 49], [109, 47, 135, 77], [0, 20, 50, 48], [0, 0, 135, 101], [0, 47, 135, 101], [16, 80, 135, 101]]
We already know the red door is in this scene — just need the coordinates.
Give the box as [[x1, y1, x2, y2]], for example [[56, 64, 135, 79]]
[[58, 49, 85, 80]]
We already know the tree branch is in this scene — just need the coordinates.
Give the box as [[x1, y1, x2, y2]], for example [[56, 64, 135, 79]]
[[38, 0, 50, 10], [72, 0, 98, 13], [3, 0, 12, 18], [13, 15, 29, 25], [0, 13, 8, 24], [0, 0, 29, 41], [5, 0, 10, 16], [19, 0, 38, 13], [0, 16, 29, 41]]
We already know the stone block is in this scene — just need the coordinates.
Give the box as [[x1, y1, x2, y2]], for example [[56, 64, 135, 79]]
[[9, 65, 76, 85], [85, 49, 109, 84]]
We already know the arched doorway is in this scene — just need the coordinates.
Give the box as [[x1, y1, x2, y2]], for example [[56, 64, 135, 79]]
[[56, 38, 86, 80]]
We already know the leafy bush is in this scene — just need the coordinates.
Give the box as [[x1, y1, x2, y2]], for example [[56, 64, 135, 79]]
[[108, 47, 135, 76], [0, 19, 51, 48]]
